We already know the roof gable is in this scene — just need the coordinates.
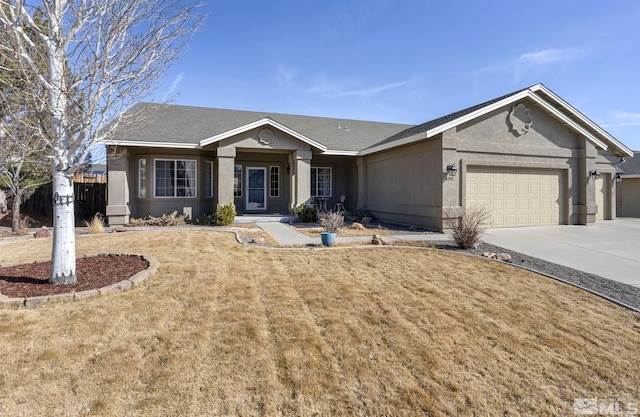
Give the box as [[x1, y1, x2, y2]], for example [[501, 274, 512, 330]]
[[199, 117, 327, 151], [361, 84, 633, 157]]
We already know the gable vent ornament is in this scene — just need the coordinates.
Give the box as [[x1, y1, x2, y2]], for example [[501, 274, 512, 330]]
[[258, 128, 275, 145], [508, 103, 533, 136]]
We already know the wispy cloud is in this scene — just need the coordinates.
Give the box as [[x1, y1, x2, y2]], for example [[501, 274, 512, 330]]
[[163, 72, 185, 101], [276, 63, 299, 87], [512, 47, 588, 82], [518, 48, 587, 65], [602, 111, 640, 127], [307, 79, 411, 99]]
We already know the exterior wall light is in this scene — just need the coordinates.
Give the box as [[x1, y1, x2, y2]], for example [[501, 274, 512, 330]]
[[446, 163, 458, 178], [614, 172, 623, 183], [589, 170, 601, 180]]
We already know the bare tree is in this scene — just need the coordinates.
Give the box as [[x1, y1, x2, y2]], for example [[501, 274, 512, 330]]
[[1, 34, 52, 232], [0, 0, 204, 284]]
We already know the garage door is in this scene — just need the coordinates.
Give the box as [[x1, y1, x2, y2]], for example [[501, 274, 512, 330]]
[[466, 166, 563, 227]]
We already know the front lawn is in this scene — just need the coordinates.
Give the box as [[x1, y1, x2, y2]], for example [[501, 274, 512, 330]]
[[0, 230, 638, 416]]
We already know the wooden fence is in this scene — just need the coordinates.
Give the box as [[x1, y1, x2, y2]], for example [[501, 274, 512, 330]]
[[21, 182, 107, 222]]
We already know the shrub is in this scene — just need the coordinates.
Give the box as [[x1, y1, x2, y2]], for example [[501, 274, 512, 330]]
[[444, 205, 490, 249], [192, 213, 216, 225], [294, 203, 318, 222], [214, 203, 236, 226], [129, 211, 189, 227], [318, 210, 345, 233], [83, 213, 106, 234]]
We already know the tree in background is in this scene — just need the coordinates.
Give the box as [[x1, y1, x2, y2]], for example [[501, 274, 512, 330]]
[[0, 6, 51, 233], [0, 0, 204, 284]]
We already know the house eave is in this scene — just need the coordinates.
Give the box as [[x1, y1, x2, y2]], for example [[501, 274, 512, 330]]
[[532, 84, 634, 157], [101, 140, 200, 149], [322, 150, 359, 156]]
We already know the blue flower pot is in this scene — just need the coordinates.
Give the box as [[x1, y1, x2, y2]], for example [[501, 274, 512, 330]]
[[320, 232, 337, 247]]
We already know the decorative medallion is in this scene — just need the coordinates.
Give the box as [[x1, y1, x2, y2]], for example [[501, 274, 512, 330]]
[[508, 103, 533, 136], [258, 128, 275, 145]]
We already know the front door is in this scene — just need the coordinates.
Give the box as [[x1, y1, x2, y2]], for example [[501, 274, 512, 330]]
[[246, 167, 266, 211]]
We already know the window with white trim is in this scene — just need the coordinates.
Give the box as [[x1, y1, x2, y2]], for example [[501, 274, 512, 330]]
[[269, 166, 279, 198], [204, 161, 213, 198], [311, 167, 332, 197], [234, 165, 242, 197], [138, 159, 146, 198], [154, 159, 197, 198]]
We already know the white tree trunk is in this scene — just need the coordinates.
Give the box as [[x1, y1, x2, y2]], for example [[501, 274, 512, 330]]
[[47, 0, 77, 285], [50, 169, 77, 284]]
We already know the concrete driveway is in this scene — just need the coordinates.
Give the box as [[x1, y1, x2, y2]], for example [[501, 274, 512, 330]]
[[482, 218, 640, 287]]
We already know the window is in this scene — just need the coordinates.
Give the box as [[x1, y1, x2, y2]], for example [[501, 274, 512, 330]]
[[154, 159, 197, 198], [138, 159, 146, 198], [311, 167, 332, 197], [204, 161, 213, 198], [269, 166, 279, 198], [234, 165, 242, 197]]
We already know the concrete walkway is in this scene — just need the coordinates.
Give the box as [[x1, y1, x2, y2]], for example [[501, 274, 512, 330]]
[[256, 222, 453, 247], [482, 218, 640, 287]]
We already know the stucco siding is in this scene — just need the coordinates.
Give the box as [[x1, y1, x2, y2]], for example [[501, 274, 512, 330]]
[[363, 139, 443, 229]]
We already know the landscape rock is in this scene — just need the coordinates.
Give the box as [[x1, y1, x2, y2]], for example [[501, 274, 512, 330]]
[[371, 234, 389, 245], [33, 226, 51, 238], [497, 253, 513, 262], [349, 222, 365, 230]]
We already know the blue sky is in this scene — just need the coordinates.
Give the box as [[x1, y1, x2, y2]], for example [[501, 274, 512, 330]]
[[153, 0, 640, 151]]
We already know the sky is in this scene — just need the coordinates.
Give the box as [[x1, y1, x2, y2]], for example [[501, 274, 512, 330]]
[[151, 0, 640, 151]]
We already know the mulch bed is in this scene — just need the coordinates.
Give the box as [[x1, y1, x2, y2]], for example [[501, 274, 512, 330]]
[[0, 255, 149, 298]]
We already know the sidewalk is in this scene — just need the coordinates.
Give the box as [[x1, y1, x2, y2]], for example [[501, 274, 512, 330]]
[[256, 222, 453, 247]]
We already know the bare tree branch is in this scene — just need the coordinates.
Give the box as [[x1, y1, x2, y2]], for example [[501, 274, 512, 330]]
[[0, 0, 205, 283]]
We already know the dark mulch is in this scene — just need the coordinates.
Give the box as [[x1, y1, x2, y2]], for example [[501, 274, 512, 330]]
[[0, 255, 149, 298]]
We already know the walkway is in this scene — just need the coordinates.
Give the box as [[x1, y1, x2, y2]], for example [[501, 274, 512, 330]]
[[256, 222, 453, 247]]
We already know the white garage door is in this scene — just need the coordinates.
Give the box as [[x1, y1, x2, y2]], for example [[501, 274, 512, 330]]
[[466, 166, 563, 227]]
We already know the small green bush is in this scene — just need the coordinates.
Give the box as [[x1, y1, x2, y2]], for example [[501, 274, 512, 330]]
[[294, 203, 317, 222], [214, 203, 236, 226]]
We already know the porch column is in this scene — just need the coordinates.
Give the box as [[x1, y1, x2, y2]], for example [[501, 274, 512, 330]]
[[293, 150, 312, 207], [576, 142, 598, 225], [217, 146, 236, 205], [357, 157, 367, 210], [105, 147, 130, 225]]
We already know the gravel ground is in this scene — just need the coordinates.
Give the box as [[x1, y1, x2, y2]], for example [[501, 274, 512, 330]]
[[464, 242, 640, 312]]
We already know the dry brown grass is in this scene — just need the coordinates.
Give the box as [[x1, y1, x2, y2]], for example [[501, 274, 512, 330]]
[[0, 230, 638, 416]]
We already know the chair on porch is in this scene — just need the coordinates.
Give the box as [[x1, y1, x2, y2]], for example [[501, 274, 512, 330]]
[[307, 197, 318, 210], [333, 195, 346, 212]]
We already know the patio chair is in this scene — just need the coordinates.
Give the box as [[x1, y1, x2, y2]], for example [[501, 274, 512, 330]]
[[333, 195, 346, 212]]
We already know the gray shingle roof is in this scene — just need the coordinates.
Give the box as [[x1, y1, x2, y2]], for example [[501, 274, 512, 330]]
[[366, 87, 530, 149], [619, 153, 640, 175], [114, 103, 413, 152]]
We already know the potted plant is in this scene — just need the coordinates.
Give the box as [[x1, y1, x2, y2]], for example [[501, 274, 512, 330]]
[[318, 210, 344, 247]]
